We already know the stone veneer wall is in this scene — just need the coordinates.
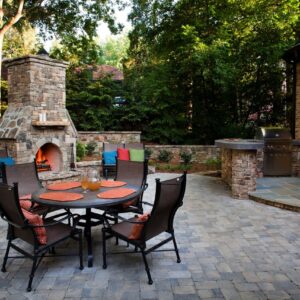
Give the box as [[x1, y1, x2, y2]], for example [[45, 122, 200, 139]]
[[145, 145, 220, 164], [221, 148, 258, 199], [78, 131, 141, 154], [221, 149, 232, 186], [292, 144, 300, 176], [0, 55, 77, 169], [78, 131, 220, 164]]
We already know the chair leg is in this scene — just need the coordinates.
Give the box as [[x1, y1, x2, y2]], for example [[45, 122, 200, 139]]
[[114, 217, 119, 245], [102, 228, 107, 269], [171, 232, 181, 263], [141, 250, 153, 285], [27, 256, 38, 292], [1, 240, 11, 272], [78, 230, 84, 270]]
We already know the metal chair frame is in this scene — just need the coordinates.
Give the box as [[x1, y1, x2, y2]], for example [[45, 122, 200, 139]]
[[102, 172, 186, 284], [0, 182, 83, 292]]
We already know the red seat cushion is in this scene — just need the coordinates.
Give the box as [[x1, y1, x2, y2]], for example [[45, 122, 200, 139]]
[[117, 148, 130, 161], [22, 209, 47, 245], [128, 213, 150, 240]]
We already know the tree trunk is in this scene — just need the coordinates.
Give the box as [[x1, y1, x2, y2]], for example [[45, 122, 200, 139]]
[[0, 0, 25, 117]]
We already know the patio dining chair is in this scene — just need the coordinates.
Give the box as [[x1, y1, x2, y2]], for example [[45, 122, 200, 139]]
[[124, 142, 144, 150], [0, 146, 14, 183], [0, 146, 8, 158], [102, 172, 187, 285], [0, 161, 65, 216], [0, 182, 83, 292], [103, 159, 148, 223], [102, 143, 124, 179]]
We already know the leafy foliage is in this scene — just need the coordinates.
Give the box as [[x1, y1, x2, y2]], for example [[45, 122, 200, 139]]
[[66, 65, 129, 131], [180, 150, 192, 165], [125, 0, 300, 144], [157, 149, 173, 163], [86, 142, 98, 156], [76, 142, 86, 161]]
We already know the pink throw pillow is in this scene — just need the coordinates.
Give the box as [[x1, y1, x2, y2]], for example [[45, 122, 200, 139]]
[[22, 209, 47, 245], [117, 148, 130, 161]]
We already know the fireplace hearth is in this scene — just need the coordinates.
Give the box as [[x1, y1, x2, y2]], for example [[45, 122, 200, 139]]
[[0, 55, 77, 170]]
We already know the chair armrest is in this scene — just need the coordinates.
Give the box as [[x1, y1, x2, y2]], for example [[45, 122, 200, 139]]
[[142, 201, 153, 207], [29, 213, 80, 228], [117, 215, 147, 224]]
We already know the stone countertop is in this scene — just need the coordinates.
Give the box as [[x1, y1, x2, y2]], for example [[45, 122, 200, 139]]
[[215, 139, 264, 150]]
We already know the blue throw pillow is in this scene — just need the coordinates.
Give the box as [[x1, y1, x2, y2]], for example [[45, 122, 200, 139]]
[[0, 157, 15, 166], [103, 151, 117, 165]]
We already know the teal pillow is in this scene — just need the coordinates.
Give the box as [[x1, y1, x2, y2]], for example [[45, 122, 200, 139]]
[[129, 149, 144, 162], [0, 157, 15, 166], [103, 151, 117, 165]]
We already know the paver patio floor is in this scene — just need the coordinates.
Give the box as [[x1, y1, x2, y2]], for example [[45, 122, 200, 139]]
[[0, 173, 299, 299]]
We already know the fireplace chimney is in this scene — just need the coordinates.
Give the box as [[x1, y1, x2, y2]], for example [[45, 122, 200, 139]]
[[0, 55, 77, 170]]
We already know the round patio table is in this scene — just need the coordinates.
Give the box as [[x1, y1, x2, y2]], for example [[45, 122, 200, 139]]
[[32, 183, 141, 267]]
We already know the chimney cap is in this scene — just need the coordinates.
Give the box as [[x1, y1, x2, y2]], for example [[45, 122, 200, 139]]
[[37, 47, 49, 56]]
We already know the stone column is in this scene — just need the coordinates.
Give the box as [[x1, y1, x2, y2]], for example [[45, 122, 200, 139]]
[[231, 150, 257, 199], [221, 148, 232, 186]]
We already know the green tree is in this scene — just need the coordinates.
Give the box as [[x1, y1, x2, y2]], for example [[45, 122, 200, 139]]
[[126, 0, 299, 144], [3, 23, 40, 58], [50, 36, 103, 66], [0, 0, 126, 115], [66, 65, 125, 131], [100, 34, 129, 68]]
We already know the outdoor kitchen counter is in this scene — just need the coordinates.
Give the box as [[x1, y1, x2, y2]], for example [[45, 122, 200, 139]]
[[215, 139, 264, 150], [215, 139, 263, 199]]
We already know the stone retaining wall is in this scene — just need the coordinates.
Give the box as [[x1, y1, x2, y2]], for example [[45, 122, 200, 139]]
[[77, 132, 221, 164], [77, 131, 141, 154], [145, 145, 220, 164]]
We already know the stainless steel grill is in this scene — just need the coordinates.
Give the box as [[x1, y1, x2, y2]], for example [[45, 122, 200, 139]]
[[256, 128, 292, 176]]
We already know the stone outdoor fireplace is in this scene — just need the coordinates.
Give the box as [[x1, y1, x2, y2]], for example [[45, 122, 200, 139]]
[[0, 54, 77, 172]]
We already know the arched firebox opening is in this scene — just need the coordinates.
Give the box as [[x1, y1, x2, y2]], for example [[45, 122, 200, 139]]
[[35, 143, 63, 172]]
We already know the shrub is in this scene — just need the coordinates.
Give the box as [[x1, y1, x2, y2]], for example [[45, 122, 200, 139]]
[[180, 150, 192, 165], [145, 148, 153, 160], [157, 149, 173, 163], [86, 141, 97, 156], [76, 142, 86, 161], [204, 157, 221, 168]]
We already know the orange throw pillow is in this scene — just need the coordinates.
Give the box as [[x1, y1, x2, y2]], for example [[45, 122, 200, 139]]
[[117, 148, 130, 161], [128, 213, 150, 240], [22, 209, 47, 245], [20, 200, 33, 210]]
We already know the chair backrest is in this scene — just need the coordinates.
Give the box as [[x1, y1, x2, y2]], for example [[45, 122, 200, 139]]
[[115, 159, 148, 188], [0, 146, 8, 158], [103, 143, 124, 152], [0, 183, 36, 244], [125, 143, 144, 149], [1, 161, 42, 196], [143, 172, 186, 241]]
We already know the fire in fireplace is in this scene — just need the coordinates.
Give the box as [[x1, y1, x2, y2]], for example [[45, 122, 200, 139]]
[[35, 143, 63, 172], [36, 148, 51, 172]]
